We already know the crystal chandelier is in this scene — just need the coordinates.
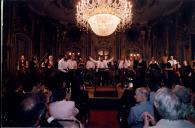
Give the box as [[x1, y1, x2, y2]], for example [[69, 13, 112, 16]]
[[76, 0, 133, 36]]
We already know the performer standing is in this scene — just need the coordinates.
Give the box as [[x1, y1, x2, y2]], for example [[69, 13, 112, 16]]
[[67, 54, 78, 101], [17, 54, 29, 91], [180, 60, 192, 88], [58, 53, 69, 88], [29, 55, 40, 83], [17, 55, 29, 76], [161, 55, 174, 88], [41, 57, 49, 79], [118, 56, 130, 69], [67, 55, 78, 70], [118, 56, 131, 86], [48, 55, 56, 69], [85, 57, 96, 86], [86, 57, 95, 70], [168, 56, 178, 70], [147, 57, 161, 89], [134, 55, 147, 87], [58, 53, 69, 73], [90, 56, 113, 86]]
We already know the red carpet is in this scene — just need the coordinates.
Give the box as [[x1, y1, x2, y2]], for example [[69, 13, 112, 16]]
[[85, 110, 120, 128]]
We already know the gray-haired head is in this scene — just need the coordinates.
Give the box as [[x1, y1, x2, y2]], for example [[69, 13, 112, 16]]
[[134, 87, 149, 103], [173, 85, 194, 118], [154, 87, 183, 120], [173, 85, 191, 104]]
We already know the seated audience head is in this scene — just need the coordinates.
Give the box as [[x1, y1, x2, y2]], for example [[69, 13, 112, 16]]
[[173, 85, 195, 118], [154, 87, 183, 120], [134, 87, 149, 103], [18, 93, 46, 127], [173, 85, 191, 104]]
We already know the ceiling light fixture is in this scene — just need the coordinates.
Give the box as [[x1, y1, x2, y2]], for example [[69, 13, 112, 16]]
[[76, 0, 133, 36]]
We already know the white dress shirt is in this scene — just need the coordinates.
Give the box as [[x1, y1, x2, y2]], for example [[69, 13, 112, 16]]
[[49, 100, 79, 119], [90, 57, 113, 69], [58, 58, 69, 73], [86, 60, 95, 69], [67, 59, 77, 69], [118, 59, 130, 69], [168, 59, 177, 67]]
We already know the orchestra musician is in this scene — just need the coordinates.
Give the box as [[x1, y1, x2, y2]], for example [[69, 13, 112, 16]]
[[78, 57, 86, 69], [168, 56, 178, 71], [41, 57, 49, 78], [48, 55, 56, 69], [180, 60, 192, 88], [134, 54, 147, 87], [146, 57, 161, 88], [168, 56, 177, 66], [17, 55, 30, 91], [17, 55, 29, 75], [29, 55, 40, 83], [160, 56, 174, 88]]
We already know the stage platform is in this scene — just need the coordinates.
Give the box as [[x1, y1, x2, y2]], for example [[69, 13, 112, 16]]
[[85, 85, 125, 99], [84, 85, 126, 109]]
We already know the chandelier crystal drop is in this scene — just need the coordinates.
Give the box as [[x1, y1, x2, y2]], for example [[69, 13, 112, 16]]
[[76, 0, 133, 36]]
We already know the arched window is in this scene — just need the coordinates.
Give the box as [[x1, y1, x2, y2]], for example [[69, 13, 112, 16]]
[[97, 49, 110, 59]]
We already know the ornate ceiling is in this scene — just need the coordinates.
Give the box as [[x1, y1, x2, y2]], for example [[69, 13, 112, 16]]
[[27, 0, 183, 26]]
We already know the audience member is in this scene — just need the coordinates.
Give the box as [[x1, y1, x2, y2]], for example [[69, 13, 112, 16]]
[[48, 89, 82, 127], [49, 89, 79, 119], [173, 85, 195, 122], [127, 87, 154, 128], [143, 87, 195, 128], [17, 93, 62, 127]]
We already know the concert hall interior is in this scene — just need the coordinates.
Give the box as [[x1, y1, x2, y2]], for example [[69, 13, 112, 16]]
[[1, 0, 195, 128]]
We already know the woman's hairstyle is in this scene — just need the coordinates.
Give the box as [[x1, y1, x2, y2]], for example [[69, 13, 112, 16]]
[[154, 87, 183, 120]]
